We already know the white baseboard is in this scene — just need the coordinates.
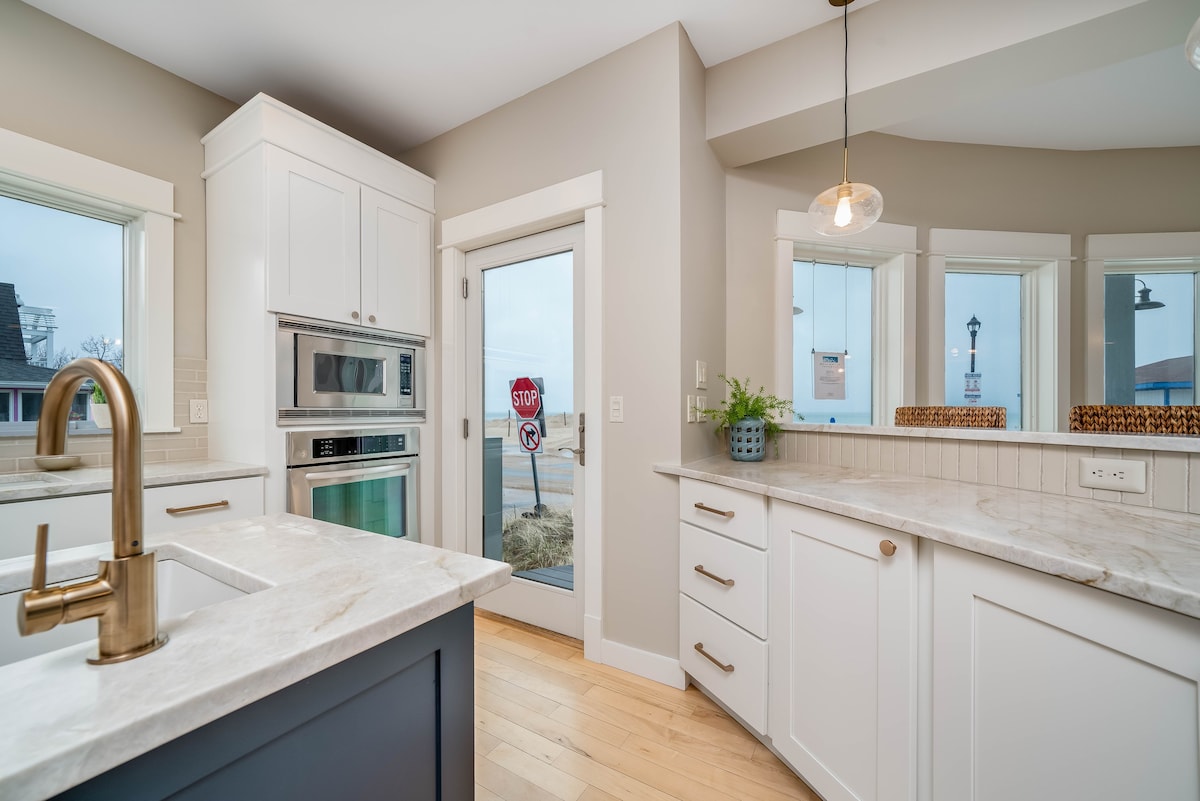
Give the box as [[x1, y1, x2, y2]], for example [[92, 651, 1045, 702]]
[[599, 637, 688, 690]]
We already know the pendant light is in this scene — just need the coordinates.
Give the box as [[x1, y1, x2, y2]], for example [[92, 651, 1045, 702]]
[[809, 0, 883, 237]]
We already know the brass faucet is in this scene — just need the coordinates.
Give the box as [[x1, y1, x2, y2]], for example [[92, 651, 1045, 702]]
[[17, 358, 166, 664]]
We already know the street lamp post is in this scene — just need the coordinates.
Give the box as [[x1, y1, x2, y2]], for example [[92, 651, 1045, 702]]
[[967, 315, 981, 373]]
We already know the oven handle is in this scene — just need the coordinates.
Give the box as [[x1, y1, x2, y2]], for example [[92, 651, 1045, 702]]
[[301, 462, 414, 484]]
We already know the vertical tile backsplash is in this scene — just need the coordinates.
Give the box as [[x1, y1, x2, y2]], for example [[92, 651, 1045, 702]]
[[777, 428, 1198, 516]]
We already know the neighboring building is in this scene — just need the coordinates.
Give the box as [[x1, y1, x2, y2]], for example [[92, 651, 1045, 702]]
[[0, 282, 86, 426], [1135, 355, 1194, 406]]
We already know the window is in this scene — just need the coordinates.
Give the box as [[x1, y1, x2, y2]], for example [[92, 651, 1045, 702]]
[[0, 127, 176, 433], [0, 195, 124, 432], [943, 272, 1023, 429], [1103, 272, 1196, 406], [928, 229, 1070, 432], [775, 211, 917, 426], [792, 260, 873, 424]]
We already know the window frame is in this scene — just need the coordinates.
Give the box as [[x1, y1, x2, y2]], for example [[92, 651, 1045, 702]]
[[0, 127, 177, 433], [927, 229, 1071, 432], [775, 210, 917, 426], [1085, 232, 1200, 406]]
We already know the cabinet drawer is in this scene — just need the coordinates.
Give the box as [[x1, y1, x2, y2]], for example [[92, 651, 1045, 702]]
[[679, 522, 768, 638], [679, 594, 768, 734], [679, 478, 766, 548], [144, 477, 264, 536]]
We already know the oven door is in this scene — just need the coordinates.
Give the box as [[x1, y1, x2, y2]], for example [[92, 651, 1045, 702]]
[[287, 456, 419, 541]]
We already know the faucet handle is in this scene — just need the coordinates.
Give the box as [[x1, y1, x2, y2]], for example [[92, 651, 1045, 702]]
[[31, 523, 48, 592]]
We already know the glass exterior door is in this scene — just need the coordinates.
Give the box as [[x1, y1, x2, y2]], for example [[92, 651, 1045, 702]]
[[466, 225, 584, 637]]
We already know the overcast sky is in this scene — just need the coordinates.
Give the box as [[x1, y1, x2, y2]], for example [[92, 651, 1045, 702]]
[[0, 195, 123, 362]]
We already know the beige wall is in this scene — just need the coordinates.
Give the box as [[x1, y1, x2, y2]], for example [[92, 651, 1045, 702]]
[[727, 133, 1200, 414], [0, 2, 236, 458], [404, 24, 720, 657]]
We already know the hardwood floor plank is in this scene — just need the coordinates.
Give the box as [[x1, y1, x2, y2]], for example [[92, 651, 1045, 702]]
[[477, 642, 596, 696], [476, 728, 502, 757], [475, 784, 504, 801], [487, 742, 588, 801], [622, 734, 818, 801], [479, 685, 630, 753], [476, 668, 561, 717], [581, 684, 757, 757], [478, 652, 591, 707], [476, 752, 569, 801], [550, 749, 684, 801], [477, 706, 565, 764], [577, 788, 623, 801]]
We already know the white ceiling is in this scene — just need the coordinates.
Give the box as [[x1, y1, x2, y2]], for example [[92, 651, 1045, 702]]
[[20, 0, 1200, 155]]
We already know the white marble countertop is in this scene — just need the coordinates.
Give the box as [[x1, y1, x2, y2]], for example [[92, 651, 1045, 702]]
[[656, 457, 1200, 619], [0, 459, 267, 503], [0, 513, 510, 801]]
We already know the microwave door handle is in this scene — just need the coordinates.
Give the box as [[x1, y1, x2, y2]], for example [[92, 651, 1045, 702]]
[[303, 463, 413, 484]]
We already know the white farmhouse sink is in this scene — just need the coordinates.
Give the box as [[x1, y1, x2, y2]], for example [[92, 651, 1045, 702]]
[[0, 556, 259, 667]]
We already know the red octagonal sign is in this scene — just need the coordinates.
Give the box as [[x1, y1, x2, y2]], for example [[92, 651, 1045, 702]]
[[510, 376, 542, 420]]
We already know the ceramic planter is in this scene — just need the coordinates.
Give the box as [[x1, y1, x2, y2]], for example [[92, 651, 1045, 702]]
[[729, 417, 766, 461]]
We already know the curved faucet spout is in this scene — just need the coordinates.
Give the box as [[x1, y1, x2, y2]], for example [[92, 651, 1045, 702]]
[[37, 358, 143, 558]]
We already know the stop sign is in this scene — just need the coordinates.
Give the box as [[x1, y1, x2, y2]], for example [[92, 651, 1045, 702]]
[[510, 377, 542, 419]]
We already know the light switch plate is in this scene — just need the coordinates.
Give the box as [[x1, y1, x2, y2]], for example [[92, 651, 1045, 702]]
[[686, 395, 697, 423], [609, 396, 624, 423], [695, 361, 708, 390], [696, 396, 707, 422], [1078, 457, 1146, 493]]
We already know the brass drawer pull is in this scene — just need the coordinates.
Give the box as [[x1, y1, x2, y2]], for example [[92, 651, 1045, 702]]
[[879, 539, 897, 557], [694, 564, 735, 587], [165, 500, 231, 515], [693, 502, 734, 519], [694, 642, 735, 673]]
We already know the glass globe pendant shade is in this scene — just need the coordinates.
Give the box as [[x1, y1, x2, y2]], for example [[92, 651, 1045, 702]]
[[809, 177, 883, 236], [1187, 15, 1200, 71]]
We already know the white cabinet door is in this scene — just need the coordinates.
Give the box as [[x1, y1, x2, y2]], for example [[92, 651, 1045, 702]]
[[932, 543, 1200, 801], [769, 501, 917, 801], [0, 493, 113, 559], [361, 186, 431, 337], [266, 146, 361, 324]]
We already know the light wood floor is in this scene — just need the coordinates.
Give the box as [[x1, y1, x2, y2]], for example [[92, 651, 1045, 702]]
[[473, 610, 819, 801]]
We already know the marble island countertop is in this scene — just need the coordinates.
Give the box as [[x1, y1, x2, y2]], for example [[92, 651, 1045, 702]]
[[0, 514, 510, 801], [0, 459, 267, 503], [657, 457, 1200, 620]]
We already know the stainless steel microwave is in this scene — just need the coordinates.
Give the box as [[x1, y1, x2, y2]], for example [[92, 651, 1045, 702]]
[[276, 317, 425, 423]]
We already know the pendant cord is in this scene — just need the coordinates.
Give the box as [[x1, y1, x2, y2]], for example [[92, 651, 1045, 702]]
[[842, 1, 849, 182], [844, 263, 849, 356], [811, 260, 817, 355]]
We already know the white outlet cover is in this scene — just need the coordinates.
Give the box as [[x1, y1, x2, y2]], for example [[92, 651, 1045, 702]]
[[1078, 457, 1146, 493]]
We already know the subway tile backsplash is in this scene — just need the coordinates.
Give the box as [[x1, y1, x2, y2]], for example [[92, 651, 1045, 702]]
[[779, 428, 1199, 517], [0, 358, 208, 471]]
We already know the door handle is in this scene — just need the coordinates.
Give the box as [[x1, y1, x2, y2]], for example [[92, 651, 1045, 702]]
[[557, 412, 585, 465], [558, 447, 585, 464]]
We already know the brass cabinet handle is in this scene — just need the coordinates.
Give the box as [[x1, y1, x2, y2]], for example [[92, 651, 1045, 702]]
[[693, 502, 734, 519], [693, 564, 735, 587], [165, 500, 231, 515], [694, 642, 735, 673], [879, 539, 897, 557]]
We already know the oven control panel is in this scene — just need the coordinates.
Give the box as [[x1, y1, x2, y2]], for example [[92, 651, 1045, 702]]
[[287, 427, 419, 466]]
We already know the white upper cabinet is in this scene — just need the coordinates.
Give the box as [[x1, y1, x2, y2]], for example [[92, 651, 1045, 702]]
[[204, 93, 435, 337]]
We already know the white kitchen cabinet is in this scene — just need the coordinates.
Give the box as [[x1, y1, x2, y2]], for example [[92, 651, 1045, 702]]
[[769, 501, 917, 801], [265, 148, 432, 336], [931, 542, 1200, 801], [0, 477, 264, 560], [677, 478, 769, 733]]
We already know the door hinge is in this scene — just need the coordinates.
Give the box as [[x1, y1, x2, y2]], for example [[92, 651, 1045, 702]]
[[463, 418, 469, 438], [462, 277, 468, 299]]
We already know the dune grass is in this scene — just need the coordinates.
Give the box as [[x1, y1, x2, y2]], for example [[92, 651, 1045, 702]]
[[502, 506, 574, 573]]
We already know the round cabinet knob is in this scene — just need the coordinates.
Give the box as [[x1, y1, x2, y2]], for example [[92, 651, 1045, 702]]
[[368, 314, 376, 323], [351, 311, 360, 320], [879, 539, 897, 557]]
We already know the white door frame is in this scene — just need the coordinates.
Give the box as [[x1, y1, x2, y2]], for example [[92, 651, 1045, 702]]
[[439, 171, 604, 659]]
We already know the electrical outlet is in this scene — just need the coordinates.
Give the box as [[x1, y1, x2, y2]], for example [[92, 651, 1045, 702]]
[[686, 395, 697, 423], [1078, 457, 1146, 493], [696, 396, 707, 422], [189, 398, 209, 424]]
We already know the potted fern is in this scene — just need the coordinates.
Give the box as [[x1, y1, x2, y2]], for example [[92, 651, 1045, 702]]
[[700, 375, 798, 461]]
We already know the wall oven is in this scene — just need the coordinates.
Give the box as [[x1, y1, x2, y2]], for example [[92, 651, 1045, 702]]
[[286, 427, 419, 542], [277, 316, 425, 424]]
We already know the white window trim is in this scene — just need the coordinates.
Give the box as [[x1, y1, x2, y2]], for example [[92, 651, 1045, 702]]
[[928, 229, 1070, 432], [775, 210, 917, 426], [439, 171, 604, 662], [1084, 232, 1200, 405], [0, 128, 177, 433]]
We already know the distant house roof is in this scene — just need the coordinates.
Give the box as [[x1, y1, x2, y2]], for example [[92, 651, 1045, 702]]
[[1135, 356, 1193, 387], [0, 282, 30, 363]]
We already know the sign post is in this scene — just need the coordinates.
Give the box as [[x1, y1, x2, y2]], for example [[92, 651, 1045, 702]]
[[509, 377, 546, 516]]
